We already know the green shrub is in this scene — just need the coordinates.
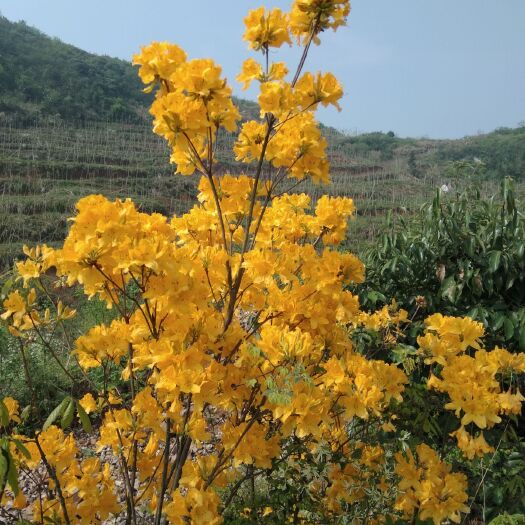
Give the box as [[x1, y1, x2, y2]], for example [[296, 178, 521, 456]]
[[360, 175, 525, 351], [489, 514, 525, 525]]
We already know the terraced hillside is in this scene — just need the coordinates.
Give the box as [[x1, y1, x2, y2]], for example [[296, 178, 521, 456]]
[[2, 117, 521, 270]]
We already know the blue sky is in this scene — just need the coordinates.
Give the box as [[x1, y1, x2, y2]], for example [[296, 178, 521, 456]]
[[1, 0, 524, 138]]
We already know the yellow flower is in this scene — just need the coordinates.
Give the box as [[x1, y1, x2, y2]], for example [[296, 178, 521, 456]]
[[74, 320, 131, 370], [79, 393, 97, 414], [243, 7, 291, 50], [237, 58, 263, 90], [425, 329, 525, 432], [258, 80, 294, 118], [165, 487, 222, 525], [451, 426, 494, 459], [269, 112, 331, 183], [395, 444, 469, 525], [234, 120, 269, 163], [290, 0, 351, 44], [295, 71, 344, 110], [1, 290, 27, 325], [262, 506, 273, 516], [12, 491, 27, 509], [132, 41, 186, 86], [2, 396, 21, 423]]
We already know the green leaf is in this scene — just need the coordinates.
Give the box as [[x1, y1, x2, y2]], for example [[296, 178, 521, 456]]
[[61, 398, 75, 430], [389, 258, 398, 273], [468, 307, 479, 320], [20, 405, 31, 422], [6, 450, 19, 495], [488, 250, 501, 273], [519, 325, 525, 352], [492, 485, 504, 506], [506, 275, 516, 290], [0, 451, 7, 489], [43, 397, 70, 431], [440, 276, 456, 303], [0, 400, 9, 428], [504, 318, 515, 340], [465, 236, 476, 257], [1, 278, 13, 299], [391, 344, 418, 365], [76, 402, 92, 433], [485, 275, 494, 295], [492, 312, 505, 331], [12, 438, 31, 460]]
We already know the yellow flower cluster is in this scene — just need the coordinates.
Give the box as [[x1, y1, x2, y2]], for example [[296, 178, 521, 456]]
[[1, 397, 20, 424], [15, 244, 48, 285], [75, 319, 132, 369], [356, 303, 409, 332], [1, 289, 35, 332], [0, 171, 408, 522], [418, 313, 484, 366], [395, 443, 469, 525], [133, 45, 240, 175], [166, 486, 222, 525], [250, 324, 407, 438], [11, 426, 119, 524], [257, 72, 343, 116], [132, 41, 186, 86], [1, 286, 75, 336], [243, 7, 291, 51], [234, 113, 330, 181], [420, 314, 525, 458], [324, 443, 385, 513], [237, 58, 288, 90], [290, 0, 351, 44], [242, 0, 351, 50], [295, 71, 344, 110], [234, 66, 343, 181], [132, 0, 347, 184], [44, 194, 178, 301]]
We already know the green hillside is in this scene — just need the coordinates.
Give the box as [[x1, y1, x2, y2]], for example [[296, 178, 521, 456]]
[[0, 15, 150, 121], [0, 15, 264, 124], [434, 126, 525, 181]]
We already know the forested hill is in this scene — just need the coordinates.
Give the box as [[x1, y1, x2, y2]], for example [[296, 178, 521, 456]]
[[0, 15, 263, 123], [0, 15, 150, 121]]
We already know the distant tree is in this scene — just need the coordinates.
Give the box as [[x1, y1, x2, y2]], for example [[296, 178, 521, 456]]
[[408, 150, 421, 178]]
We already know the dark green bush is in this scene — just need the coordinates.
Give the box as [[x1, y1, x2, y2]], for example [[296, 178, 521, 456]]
[[360, 176, 525, 352]]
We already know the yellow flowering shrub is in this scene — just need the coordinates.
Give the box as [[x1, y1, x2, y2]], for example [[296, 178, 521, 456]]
[[394, 444, 469, 525], [420, 315, 525, 460], [1, 1, 524, 524]]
